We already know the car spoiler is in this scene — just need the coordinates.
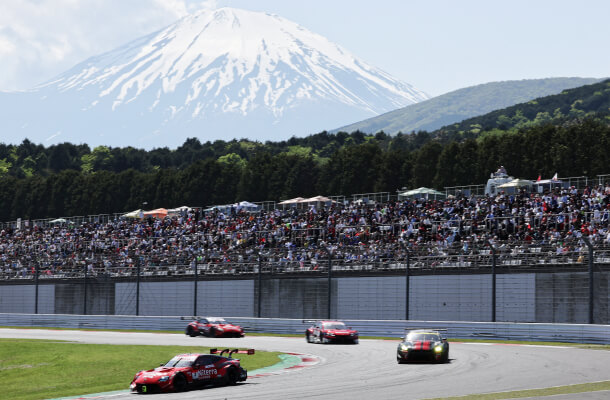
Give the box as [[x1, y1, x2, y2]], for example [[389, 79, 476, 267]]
[[211, 348, 255, 357], [180, 316, 201, 320]]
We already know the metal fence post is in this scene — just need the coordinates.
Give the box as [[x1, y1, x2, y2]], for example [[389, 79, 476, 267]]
[[257, 252, 262, 318], [135, 255, 140, 316], [83, 262, 87, 315], [405, 251, 410, 321], [320, 244, 333, 319], [582, 236, 594, 324], [486, 239, 497, 322], [193, 257, 198, 316], [400, 241, 410, 320], [34, 259, 39, 314]]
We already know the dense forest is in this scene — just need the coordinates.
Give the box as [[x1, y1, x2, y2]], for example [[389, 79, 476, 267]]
[[0, 80, 608, 221]]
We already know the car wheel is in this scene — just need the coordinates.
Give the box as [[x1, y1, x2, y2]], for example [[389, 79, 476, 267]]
[[397, 354, 406, 364], [441, 351, 449, 363], [225, 368, 239, 386], [186, 327, 197, 337], [173, 373, 187, 392], [208, 327, 216, 337], [306, 333, 312, 343]]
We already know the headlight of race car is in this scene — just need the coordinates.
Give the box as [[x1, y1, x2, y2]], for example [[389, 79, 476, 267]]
[[216, 327, 224, 332], [159, 376, 170, 382], [400, 344, 410, 351], [350, 332, 356, 336], [434, 345, 443, 353], [327, 332, 335, 336]]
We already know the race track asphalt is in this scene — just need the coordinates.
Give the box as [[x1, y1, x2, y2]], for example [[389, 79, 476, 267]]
[[1, 329, 609, 400]]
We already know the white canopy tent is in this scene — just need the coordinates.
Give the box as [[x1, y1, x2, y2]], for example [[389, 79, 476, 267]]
[[498, 179, 534, 188], [168, 206, 192, 216], [399, 187, 445, 200], [278, 197, 305, 205], [122, 209, 143, 219], [235, 201, 260, 212]]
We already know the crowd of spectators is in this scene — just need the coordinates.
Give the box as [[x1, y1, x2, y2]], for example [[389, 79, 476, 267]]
[[1, 183, 610, 279]]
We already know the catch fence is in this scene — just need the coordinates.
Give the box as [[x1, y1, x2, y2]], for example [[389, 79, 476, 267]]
[[0, 238, 608, 324]]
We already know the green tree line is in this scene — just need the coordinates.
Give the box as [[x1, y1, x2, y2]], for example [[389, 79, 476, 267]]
[[0, 117, 609, 222]]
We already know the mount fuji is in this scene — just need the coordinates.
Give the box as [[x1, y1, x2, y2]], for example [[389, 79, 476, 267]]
[[0, 7, 428, 149]]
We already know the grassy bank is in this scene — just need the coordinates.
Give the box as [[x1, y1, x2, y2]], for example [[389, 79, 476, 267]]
[[0, 338, 281, 400]]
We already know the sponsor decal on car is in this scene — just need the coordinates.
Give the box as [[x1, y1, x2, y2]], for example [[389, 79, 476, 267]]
[[192, 369, 217, 379]]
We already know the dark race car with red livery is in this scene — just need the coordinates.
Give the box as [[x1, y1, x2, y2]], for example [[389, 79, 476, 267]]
[[185, 317, 245, 338], [305, 320, 359, 344], [130, 348, 252, 393], [396, 329, 449, 363]]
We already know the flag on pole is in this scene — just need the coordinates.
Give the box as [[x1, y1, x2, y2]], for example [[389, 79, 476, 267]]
[[537, 174, 541, 181], [552, 173, 558, 181]]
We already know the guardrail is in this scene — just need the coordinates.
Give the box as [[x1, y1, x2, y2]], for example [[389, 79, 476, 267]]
[[1, 314, 608, 344]]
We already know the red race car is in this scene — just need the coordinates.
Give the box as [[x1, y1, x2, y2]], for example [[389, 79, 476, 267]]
[[130, 348, 253, 393], [305, 320, 359, 344], [185, 317, 245, 338]]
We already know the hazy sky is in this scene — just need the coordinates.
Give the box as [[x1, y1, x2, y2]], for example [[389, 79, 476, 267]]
[[1, 0, 608, 96]]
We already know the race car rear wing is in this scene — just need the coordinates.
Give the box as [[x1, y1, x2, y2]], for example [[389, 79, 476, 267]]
[[211, 348, 255, 357]]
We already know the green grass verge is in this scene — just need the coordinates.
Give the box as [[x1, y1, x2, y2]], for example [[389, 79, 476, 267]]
[[424, 381, 610, 400], [0, 338, 281, 400]]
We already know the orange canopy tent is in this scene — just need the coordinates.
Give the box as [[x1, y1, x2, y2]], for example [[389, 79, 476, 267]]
[[143, 208, 168, 218]]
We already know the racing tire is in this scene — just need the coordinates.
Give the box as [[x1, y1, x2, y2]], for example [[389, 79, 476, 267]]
[[440, 351, 449, 363], [225, 368, 239, 386], [173, 373, 187, 392], [208, 327, 216, 337], [397, 355, 406, 364], [306, 333, 312, 343], [186, 327, 197, 337]]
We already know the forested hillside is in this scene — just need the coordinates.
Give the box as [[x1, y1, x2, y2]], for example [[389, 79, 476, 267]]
[[333, 77, 603, 135], [435, 79, 610, 142], [0, 80, 608, 221]]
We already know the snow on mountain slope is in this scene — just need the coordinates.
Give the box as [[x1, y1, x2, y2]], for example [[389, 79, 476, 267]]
[[1, 7, 428, 149]]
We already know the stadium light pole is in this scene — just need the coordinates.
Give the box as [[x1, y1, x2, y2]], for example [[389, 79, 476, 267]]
[[582, 236, 594, 324], [485, 238, 497, 323]]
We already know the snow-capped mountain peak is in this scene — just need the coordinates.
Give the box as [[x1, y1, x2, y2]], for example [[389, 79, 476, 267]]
[[3, 7, 428, 148]]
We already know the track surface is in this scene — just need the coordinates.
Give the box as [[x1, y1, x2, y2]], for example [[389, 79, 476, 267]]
[[1, 329, 609, 400]]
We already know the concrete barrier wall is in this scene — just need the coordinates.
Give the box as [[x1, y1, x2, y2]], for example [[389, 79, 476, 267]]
[[1, 271, 608, 323], [0, 313, 608, 344]]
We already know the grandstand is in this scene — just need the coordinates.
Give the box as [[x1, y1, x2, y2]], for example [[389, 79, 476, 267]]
[[0, 179, 608, 281]]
